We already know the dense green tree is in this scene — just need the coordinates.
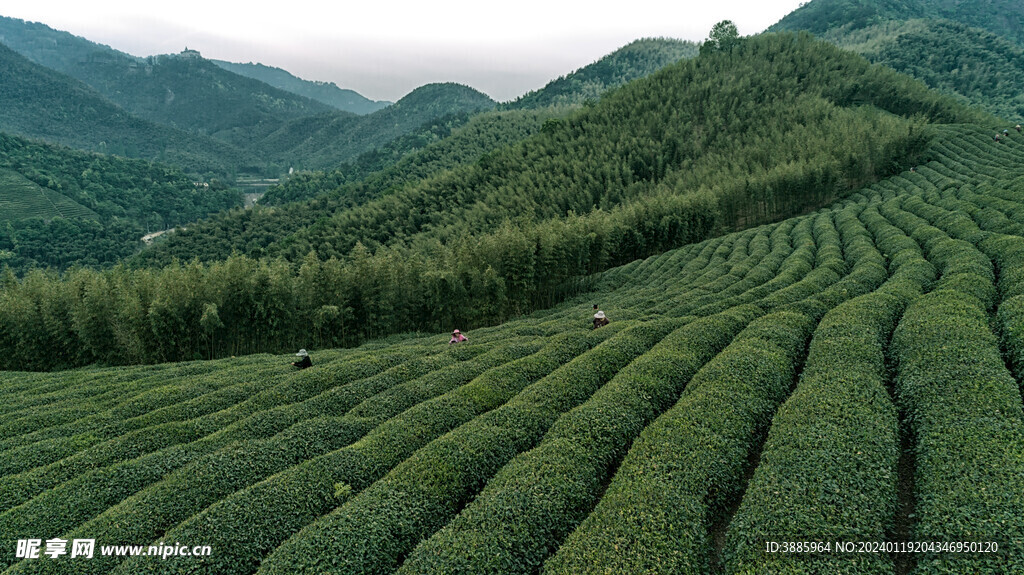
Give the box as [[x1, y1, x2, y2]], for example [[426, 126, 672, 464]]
[[827, 19, 1024, 119], [704, 20, 741, 54]]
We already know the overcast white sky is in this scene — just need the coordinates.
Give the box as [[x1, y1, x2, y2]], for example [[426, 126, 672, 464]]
[[3, 1, 806, 102]]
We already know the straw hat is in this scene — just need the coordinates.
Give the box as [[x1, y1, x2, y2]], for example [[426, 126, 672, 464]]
[[594, 311, 606, 319], [295, 349, 308, 357]]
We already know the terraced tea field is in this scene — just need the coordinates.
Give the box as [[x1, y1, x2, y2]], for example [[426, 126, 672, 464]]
[[0, 169, 99, 223], [2, 125, 1024, 574]]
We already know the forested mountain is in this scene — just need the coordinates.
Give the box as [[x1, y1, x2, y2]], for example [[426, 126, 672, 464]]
[[146, 32, 981, 269], [0, 132, 240, 273], [140, 39, 702, 259], [0, 17, 333, 141], [83, 50, 334, 143], [260, 107, 570, 206], [771, 0, 1024, 46], [212, 60, 390, 114], [0, 15, 135, 75], [508, 38, 698, 109], [772, 1, 1024, 120], [258, 38, 700, 199], [0, 43, 250, 175], [831, 20, 1024, 119], [15, 32, 985, 367], [134, 107, 569, 265], [0, 16, 485, 177], [245, 33, 979, 266], [254, 82, 496, 170]]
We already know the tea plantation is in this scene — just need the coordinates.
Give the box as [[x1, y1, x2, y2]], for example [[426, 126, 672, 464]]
[[2, 124, 1023, 574], [0, 169, 98, 223]]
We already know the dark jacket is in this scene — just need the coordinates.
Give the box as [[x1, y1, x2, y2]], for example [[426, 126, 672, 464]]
[[293, 355, 312, 369]]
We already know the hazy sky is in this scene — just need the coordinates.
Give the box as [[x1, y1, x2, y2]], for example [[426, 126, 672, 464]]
[[4, 1, 806, 102]]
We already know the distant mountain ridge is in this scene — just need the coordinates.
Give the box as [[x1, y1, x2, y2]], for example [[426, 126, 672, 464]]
[[0, 16, 332, 140], [0, 15, 488, 175], [268, 38, 703, 200], [212, 60, 390, 114], [256, 82, 496, 170], [0, 15, 141, 72]]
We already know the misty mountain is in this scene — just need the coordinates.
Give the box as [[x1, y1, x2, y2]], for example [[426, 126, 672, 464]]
[[0, 16, 334, 141], [130, 36, 734, 259], [99, 50, 336, 142], [259, 38, 705, 204], [0, 15, 499, 175], [212, 60, 390, 114], [0, 15, 139, 75], [0, 42, 249, 175], [135, 32, 983, 272]]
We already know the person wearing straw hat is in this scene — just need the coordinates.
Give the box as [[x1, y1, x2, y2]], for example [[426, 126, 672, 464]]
[[449, 329, 467, 345], [592, 305, 610, 329], [291, 349, 312, 369]]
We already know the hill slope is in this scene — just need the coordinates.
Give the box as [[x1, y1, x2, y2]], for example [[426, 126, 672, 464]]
[[130, 107, 566, 265], [1, 16, 476, 177], [0, 168, 99, 223], [91, 51, 334, 143], [0, 15, 135, 75], [252, 36, 703, 206], [259, 107, 568, 207], [211, 60, 390, 114], [128, 37, 706, 262], [1, 124, 1022, 575]]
